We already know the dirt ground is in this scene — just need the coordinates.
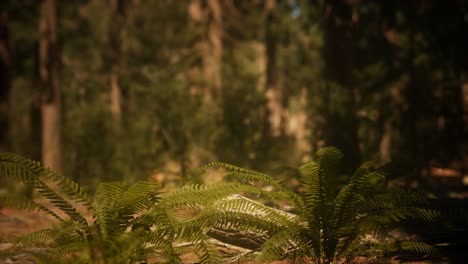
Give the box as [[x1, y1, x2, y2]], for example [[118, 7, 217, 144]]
[[0, 207, 451, 264]]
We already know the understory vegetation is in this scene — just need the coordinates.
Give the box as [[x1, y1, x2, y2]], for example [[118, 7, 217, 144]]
[[0, 147, 440, 263]]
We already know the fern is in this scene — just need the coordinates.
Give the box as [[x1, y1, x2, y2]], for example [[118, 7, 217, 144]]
[[0, 150, 440, 263], [0, 152, 269, 263], [193, 147, 439, 263], [0, 153, 90, 225], [0, 194, 64, 222]]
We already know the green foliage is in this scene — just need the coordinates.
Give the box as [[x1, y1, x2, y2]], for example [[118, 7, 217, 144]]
[[0, 153, 246, 263], [196, 147, 439, 263], [0, 149, 441, 263]]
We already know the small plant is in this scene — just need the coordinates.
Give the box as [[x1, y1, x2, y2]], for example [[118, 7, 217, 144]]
[[0, 153, 255, 263], [0, 149, 440, 263], [0, 153, 165, 262], [195, 147, 439, 263]]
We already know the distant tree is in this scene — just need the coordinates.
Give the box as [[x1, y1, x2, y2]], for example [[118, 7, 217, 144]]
[[0, 10, 10, 152], [39, 0, 61, 172], [322, 0, 361, 173]]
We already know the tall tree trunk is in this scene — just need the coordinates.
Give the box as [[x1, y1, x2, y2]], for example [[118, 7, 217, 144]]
[[39, 0, 61, 172], [323, 0, 361, 173], [190, 0, 223, 104], [264, 0, 285, 138], [288, 87, 310, 160], [189, 0, 224, 102], [462, 78, 468, 181], [108, 0, 127, 122], [0, 11, 10, 152], [203, 0, 223, 103]]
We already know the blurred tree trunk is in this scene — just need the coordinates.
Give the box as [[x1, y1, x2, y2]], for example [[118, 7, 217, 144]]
[[264, 0, 285, 138], [462, 78, 468, 177], [189, 0, 224, 102], [291, 87, 310, 160], [192, 0, 223, 104], [108, 0, 127, 122], [323, 0, 361, 173], [186, 0, 223, 175], [39, 0, 61, 172], [0, 11, 10, 152]]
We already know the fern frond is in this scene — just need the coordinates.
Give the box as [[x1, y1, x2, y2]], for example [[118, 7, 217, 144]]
[[0, 194, 64, 222], [33, 180, 88, 225], [161, 183, 261, 207], [92, 182, 125, 238], [300, 147, 343, 211], [13, 228, 56, 247], [0, 153, 89, 225], [376, 241, 438, 256], [366, 190, 439, 222], [256, 229, 295, 263], [0, 153, 92, 208], [400, 241, 438, 255], [195, 162, 302, 200], [210, 194, 297, 227], [331, 162, 385, 234], [195, 162, 266, 179], [193, 236, 222, 264], [49, 241, 87, 256], [112, 182, 160, 230], [154, 239, 182, 264]]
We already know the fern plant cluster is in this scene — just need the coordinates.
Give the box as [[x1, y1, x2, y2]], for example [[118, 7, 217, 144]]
[[0, 147, 438, 263]]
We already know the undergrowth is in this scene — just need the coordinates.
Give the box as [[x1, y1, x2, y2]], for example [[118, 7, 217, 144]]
[[0, 148, 439, 263]]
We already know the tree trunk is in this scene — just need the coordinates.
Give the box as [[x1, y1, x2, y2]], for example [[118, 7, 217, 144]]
[[462, 78, 468, 181], [108, 0, 127, 122], [264, 0, 285, 138], [288, 87, 311, 160], [39, 0, 61, 172], [0, 11, 10, 152], [323, 0, 361, 173], [204, 0, 223, 103]]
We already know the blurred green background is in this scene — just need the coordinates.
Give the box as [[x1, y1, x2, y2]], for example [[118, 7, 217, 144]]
[[0, 0, 466, 196]]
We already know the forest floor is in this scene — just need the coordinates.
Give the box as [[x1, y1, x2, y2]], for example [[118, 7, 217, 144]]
[[0, 207, 450, 264]]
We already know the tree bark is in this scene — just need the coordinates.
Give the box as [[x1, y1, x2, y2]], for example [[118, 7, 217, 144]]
[[288, 87, 311, 160], [39, 0, 61, 172], [462, 79, 468, 180], [323, 0, 361, 173], [264, 0, 285, 138], [0, 11, 10, 152], [190, 0, 223, 104], [108, 0, 127, 122]]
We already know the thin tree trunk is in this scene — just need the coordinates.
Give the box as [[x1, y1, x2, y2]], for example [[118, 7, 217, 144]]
[[462, 78, 468, 180], [39, 0, 61, 172], [0, 11, 10, 152], [190, 0, 223, 104], [288, 87, 310, 160], [108, 0, 127, 122], [203, 0, 223, 103], [323, 0, 361, 173], [403, 1, 420, 187], [264, 0, 285, 137]]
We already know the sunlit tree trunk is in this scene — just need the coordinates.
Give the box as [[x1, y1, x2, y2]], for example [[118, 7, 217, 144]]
[[110, 72, 121, 119], [288, 87, 311, 161], [39, 0, 61, 172], [264, 0, 285, 137], [0, 11, 10, 152], [204, 0, 223, 103], [186, 0, 223, 175], [189, 0, 223, 104], [108, 0, 127, 122]]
